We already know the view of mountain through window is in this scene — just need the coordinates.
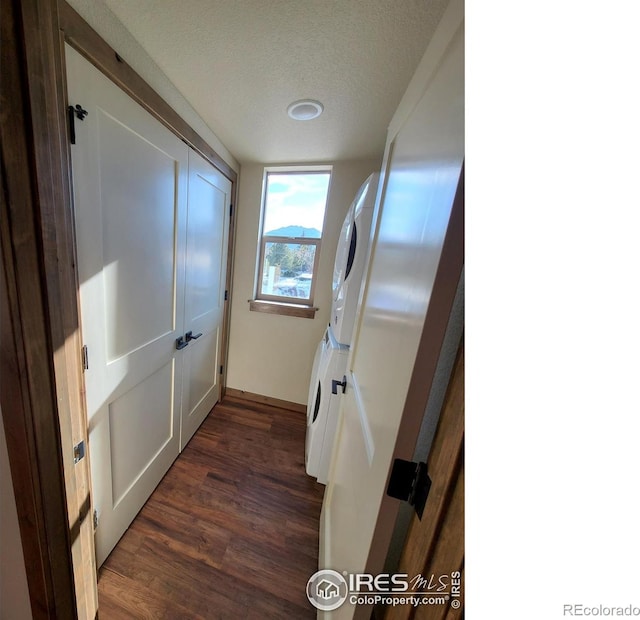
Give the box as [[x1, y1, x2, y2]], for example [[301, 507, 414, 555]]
[[258, 170, 331, 304]]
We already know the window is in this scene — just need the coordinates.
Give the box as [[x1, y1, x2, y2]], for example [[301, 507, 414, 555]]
[[255, 168, 331, 310]]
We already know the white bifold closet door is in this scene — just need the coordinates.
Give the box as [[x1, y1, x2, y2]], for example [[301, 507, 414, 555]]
[[181, 150, 230, 446], [66, 45, 231, 566]]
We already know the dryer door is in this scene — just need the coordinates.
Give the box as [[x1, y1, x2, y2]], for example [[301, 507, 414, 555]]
[[331, 173, 379, 345]]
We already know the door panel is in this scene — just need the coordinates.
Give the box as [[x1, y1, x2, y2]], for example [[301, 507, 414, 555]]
[[108, 360, 175, 506], [186, 329, 218, 417], [180, 149, 231, 448], [66, 45, 187, 565], [319, 12, 464, 619], [186, 158, 227, 319], [98, 109, 179, 361]]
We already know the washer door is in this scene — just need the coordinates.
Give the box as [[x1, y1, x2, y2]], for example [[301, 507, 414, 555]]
[[307, 336, 325, 424], [306, 333, 330, 477]]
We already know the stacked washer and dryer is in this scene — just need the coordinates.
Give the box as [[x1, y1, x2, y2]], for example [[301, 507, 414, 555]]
[[305, 173, 379, 484]]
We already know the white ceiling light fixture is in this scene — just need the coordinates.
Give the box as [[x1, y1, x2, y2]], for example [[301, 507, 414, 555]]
[[287, 99, 324, 121]]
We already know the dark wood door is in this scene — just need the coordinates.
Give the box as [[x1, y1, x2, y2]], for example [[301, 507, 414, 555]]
[[385, 345, 464, 620]]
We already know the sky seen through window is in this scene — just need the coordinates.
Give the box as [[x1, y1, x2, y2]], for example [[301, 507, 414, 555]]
[[263, 172, 331, 237]]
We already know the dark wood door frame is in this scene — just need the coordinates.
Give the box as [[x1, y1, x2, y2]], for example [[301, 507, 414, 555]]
[[1, 0, 238, 617], [384, 345, 465, 620], [1, 0, 82, 616]]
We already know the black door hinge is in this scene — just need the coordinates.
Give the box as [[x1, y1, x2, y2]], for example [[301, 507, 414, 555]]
[[73, 440, 85, 464], [386, 458, 432, 519], [67, 104, 88, 144], [224, 290, 228, 301], [219, 365, 224, 375], [229, 203, 233, 217], [81, 345, 89, 371]]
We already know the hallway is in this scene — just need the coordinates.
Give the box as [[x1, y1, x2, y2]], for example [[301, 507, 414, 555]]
[[97, 395, 324, 618]]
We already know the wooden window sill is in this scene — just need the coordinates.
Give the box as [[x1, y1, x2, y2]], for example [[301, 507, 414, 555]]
[[249, 299, 318, 319]]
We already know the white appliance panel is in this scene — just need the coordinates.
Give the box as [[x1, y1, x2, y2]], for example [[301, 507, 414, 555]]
[[331, 173, 379, 346], [305, 327, 349, 484]]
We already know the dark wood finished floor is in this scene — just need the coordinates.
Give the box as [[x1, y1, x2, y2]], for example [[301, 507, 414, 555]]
[[97, 395, 325, 619]]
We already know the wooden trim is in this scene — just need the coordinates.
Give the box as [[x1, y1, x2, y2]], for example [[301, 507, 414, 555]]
[[58, 0, 237, 184], [0, 193, 59, 619], [1, 0, 81, 616], [31, 2, 98, 615], [224, 389, 306, 414], [384, 346, 464, 620], [58, 31, 102, 615], [219, 184, 238, 400], [249, 299, 318, 319]]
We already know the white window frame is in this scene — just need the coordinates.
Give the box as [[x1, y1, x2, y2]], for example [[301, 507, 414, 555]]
[[255, 166, 332, 307]]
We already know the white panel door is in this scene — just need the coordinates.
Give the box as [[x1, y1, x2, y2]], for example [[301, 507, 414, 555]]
[[319, 12, 464, 620], [66, 46, 188, 566], [180, 149, 232, 448]]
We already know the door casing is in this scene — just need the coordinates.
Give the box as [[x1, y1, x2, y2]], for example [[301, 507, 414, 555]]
[[1, 0, 94, 616], [1, 0, 238, 616]]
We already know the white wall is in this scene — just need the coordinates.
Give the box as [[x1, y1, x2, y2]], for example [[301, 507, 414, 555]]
[[66, 0, 239, 174], [227, 159, 381, 405], [0, 405, 33, 619]]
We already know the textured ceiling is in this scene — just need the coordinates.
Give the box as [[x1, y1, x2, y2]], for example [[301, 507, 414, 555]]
[[102, 0, 450, 164]]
